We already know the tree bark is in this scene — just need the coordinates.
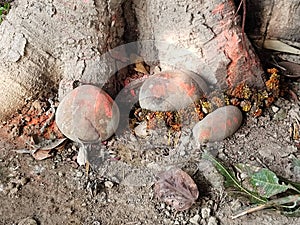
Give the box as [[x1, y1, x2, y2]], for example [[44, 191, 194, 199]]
[[132, 0, 265, 89], [246, 0, 300, 42], [246, 0, 300, 64], [0, 0, 125, 121]]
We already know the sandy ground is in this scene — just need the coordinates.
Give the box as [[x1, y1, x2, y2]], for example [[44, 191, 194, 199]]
[[1, 79, 300, 225]]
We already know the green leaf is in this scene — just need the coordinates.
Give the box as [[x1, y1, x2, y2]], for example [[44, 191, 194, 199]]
[[235, 163, 261, 178], [250, 168, 290, 198], [293, 157, 300, 175], [202, 152, 266, 203], [0, 2, 10, 24]]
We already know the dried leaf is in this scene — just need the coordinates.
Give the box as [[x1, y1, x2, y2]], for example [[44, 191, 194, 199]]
[[134, 62, 149, 74], [154, 168, 199, 211], [31, 138, 67, 160], [32, 149, 52, 160], [38, 138, 67, 150], [263, 39, 300, 55], [278, 61, 300, 78], [15, 138, 67, 161]]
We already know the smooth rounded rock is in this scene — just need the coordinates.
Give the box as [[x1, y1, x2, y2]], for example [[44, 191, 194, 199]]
[[193, 106, 243, 143], [139, 70, 208, 111], [56, 85, 119, 143]]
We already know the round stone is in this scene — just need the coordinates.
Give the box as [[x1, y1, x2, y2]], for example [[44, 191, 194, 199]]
[[192, 105, 243, 143], [56, 85, 119, 143], [139, 70, 208, 111]]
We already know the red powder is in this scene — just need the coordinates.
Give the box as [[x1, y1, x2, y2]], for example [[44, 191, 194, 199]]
[[151, 84, 166, 98], [212, 3, 225, 15]]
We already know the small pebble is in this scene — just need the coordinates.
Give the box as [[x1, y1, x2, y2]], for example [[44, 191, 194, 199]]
[[271, 105, 279, 113], [179, 150, 186, 156], [92, 221, 101, 225], [104, 181, 114, 189], [18, 217, 38, 225], [76, 171, 83, 178], [58, 171, 64, 177], [134, 121, 148, 137], [0, 183, 4, 192], [207, 216, 218, 225], [164, 210, 171, 217], [189, 214, 200, 225], [201, 207, 211, 219]]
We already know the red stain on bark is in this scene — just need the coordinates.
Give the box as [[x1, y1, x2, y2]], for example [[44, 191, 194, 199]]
[[212, 3, 225, 15], [211, 0, 264, 89]]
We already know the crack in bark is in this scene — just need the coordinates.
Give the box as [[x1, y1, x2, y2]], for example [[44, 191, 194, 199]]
[[262, 0, 275, 47]]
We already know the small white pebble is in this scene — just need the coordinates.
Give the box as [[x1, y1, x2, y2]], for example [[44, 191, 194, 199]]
[[104, 181, 114, 189], [76, 171, 83, 178], [58, 172, 64, 177], [20, 177, 29, 186], [271, 105, 279, 113], [207, 216, 218, 225], [201, 207, 211, 219], [165, 210, 170, 217], [189, 214, 200, 225]]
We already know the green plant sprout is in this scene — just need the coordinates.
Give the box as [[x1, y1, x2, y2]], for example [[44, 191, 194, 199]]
[[203, 152, 300, 218], [0, 2, 10, 24]]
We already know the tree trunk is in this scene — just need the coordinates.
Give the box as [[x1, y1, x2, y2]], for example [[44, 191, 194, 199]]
[[0, 0, 125, 121], [246, 0, 300, 42], [246, 0, 300, 63], [132, 0, 265, 89]]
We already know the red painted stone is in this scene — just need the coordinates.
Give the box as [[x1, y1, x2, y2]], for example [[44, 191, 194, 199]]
[[192, 105, 243, 143], [55, 85, 119, 143], [139, 70, 208, 111]]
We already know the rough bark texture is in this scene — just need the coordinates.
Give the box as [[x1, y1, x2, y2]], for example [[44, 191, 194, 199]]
[[0, 0, 125, 121], [132, 0, 265, 89], [246, 0, 300, 42]]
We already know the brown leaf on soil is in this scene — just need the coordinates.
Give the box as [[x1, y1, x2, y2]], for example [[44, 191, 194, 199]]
[[154, 168, 199, 211], [15, 138, 67, 161], [32, 149, 53, 160], [32, 138, 67, 160]]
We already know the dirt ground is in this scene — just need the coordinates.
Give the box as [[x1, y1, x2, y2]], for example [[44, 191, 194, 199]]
[[1, 79, 300, 225]]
